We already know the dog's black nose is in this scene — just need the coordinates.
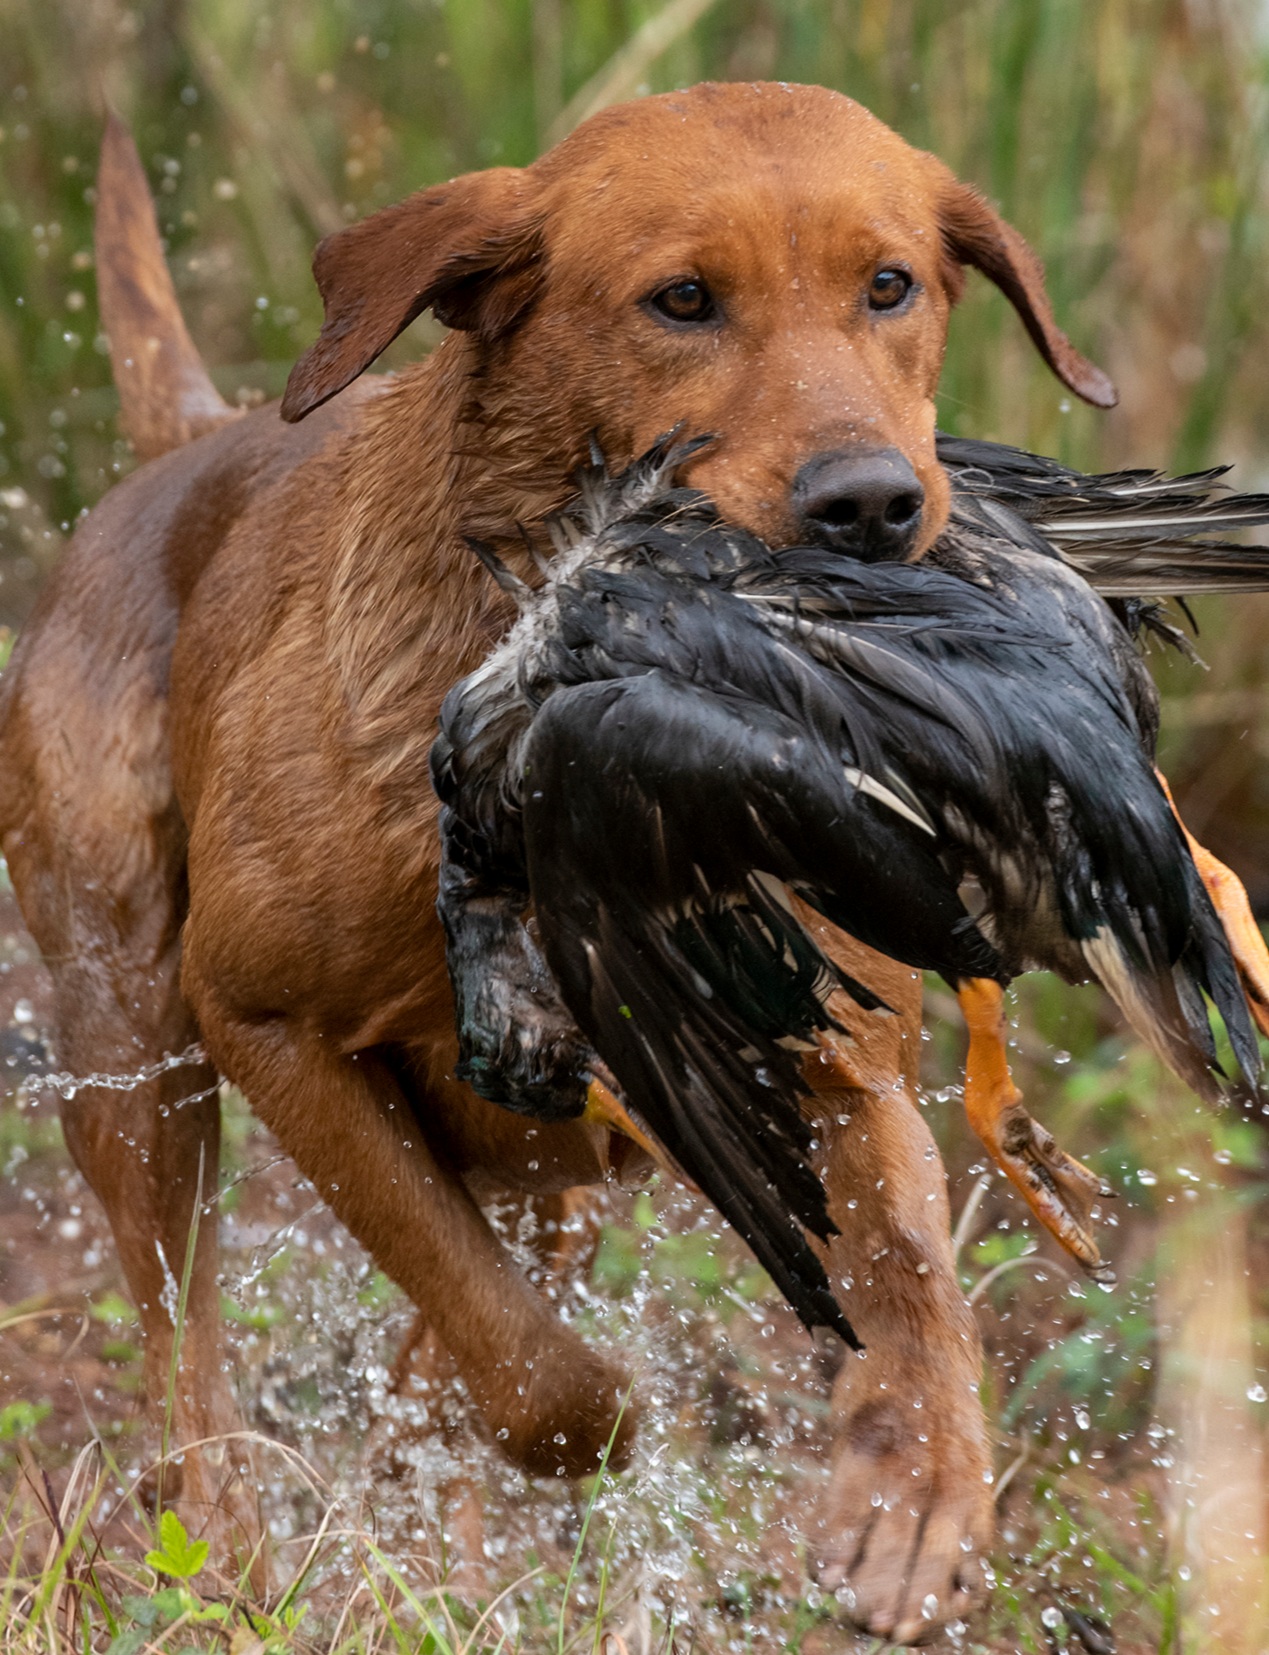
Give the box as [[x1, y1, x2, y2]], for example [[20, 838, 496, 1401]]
[[792, 448, 925, 561]]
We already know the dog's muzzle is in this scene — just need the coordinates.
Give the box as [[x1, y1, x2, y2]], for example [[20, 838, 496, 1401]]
[[792, 447, 925, 562]]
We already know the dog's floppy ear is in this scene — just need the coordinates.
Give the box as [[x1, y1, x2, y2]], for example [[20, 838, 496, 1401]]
[[934, 173, 1117, 410], [281, 167, 543, 422]]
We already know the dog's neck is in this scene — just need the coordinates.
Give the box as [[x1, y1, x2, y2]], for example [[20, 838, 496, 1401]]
[[322, 335, 582, 798]]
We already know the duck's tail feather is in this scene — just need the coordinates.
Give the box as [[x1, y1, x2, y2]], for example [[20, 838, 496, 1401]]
[[1079, 878, 1263, 1104], [939, 433, 1269, 595]]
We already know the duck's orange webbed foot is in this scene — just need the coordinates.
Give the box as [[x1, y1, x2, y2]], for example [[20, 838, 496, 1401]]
[[583, 1073, 682, 1182], [957, 979, 1114, 1282], [1157, 769, 1269, 1040]]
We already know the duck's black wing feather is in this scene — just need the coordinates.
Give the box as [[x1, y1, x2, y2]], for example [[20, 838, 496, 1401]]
[[726, 532, 1262, 1100], [544, 504, 1261, 1101], [822, 538, 1262, 1096], [522, 668, 1004, 1342], [938, 432, 1269, 594]]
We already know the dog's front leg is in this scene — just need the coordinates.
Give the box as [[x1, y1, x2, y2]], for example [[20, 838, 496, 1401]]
[[375, 1187, 609, 1596], [798, 915, 993, 1645], [184, 961, 636, 1481]]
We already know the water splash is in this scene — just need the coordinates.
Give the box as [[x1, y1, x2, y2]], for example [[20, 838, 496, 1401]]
[[30, 1042, 208, 1100]]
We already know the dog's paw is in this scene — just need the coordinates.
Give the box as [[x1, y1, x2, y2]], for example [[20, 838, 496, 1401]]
[[812, 1377, 993, 1643], [479, 1335, 639, 1480]]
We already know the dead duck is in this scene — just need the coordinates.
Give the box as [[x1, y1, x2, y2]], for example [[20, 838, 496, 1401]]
[[430, 435, 1267, 1343]]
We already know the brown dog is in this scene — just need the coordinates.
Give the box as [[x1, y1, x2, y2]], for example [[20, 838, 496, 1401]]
[[0, 83, 1121, 1641]]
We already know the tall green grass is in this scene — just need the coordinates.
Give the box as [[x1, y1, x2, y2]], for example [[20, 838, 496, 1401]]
[[2, 0, 1267, 880], [3, 1, 1269, 507]]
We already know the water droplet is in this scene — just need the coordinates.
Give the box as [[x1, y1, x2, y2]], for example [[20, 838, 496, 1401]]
[[1137, 1168, 1157, 1186], [1041, 1606, 1062, 1629], [1247, 1384, 1266, 1403]]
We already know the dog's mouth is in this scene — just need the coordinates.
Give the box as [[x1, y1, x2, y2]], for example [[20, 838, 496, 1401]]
[[644, 435, 932, 563]]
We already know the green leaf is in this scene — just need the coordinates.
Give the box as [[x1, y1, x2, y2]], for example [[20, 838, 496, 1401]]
[[0, 1400, 51, 1440], [144, 1509, 210, 1580], [104, 1632, 149, 1655], [188, 1602, 231, 1623], [119, 1595, 163, 1629], [150, 1586, 198, 1618], [632, 1192, 658, 1231], [90, 1291, 138, 1326]]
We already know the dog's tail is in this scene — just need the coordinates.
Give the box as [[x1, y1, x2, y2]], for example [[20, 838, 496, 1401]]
[[95, 112, 240, 461]]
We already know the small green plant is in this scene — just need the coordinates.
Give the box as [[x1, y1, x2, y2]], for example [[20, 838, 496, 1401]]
[[108, 1589, 228, 1654], [593, 1188, 776, 1325], [90, 1291, 138, 1327], [0, 1400, 50, 1441], [92, 1513, 229, 1654], [143, 1508, 209, 1581], [220, 1291, 286, 1332]]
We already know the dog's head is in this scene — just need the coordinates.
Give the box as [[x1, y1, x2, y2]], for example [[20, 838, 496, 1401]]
[[282, 81, 1114, 561]]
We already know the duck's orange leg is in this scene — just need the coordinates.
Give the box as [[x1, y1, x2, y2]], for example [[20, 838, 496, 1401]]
[[957, 979, 1113, 1281], [583, 1075, 683, 1182], [1157, 770, 1269, 1039]]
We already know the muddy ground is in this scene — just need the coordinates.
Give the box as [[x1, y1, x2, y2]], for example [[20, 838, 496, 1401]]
[[0, 879, 1246, 1652]]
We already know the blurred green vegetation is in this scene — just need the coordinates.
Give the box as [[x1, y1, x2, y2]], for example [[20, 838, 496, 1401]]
[[1, 0, 1267, 894]]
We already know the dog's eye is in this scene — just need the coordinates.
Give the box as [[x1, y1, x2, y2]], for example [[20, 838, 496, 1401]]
[[868, 268, 913, 311], [649, 279, 716, 325]]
